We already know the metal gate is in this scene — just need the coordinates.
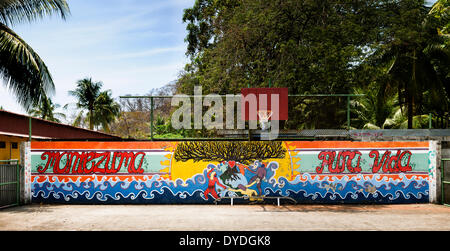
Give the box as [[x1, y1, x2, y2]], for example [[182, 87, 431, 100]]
[[0, 160, 20, 209], [442, 158, 450, 207]]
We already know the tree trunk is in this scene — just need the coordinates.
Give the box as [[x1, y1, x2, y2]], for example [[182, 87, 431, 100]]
[[407, 94, 413, 129], [89, 110, 94, 130], [408, 49, 416, 129]]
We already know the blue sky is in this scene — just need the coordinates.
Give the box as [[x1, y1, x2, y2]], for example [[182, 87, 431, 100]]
[[0, 0, 195, 117]]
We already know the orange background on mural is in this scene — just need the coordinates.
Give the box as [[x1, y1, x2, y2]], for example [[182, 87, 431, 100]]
[[31, 141, 177, 150], [286, 141, 428, 149]]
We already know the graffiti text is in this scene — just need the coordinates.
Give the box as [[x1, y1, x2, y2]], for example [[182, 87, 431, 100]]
[[316, 150, 362, 174], [37, 151, 146, 174], [369, 150, 412, 173]]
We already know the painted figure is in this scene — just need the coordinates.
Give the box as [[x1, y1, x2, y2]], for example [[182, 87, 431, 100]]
[[248, 161, 268, 196], [204, 167, 227, 200], [228, 181, 258, 197]]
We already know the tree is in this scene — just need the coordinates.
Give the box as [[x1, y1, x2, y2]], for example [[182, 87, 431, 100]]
[[351, 85, 431, 129], [182, 0, 381, 91], [109, 110, 150, 139], [178, 0, 450, 130], [382, 106, 431, 129], [109, 83, 184, 139], [0, 0, 70, 110], [92, 90, 120, 132], [351, 83, 399, 129], [178, 0, 397, 129], [430, 0, 450, 47], [69, 78, 101, 130], [428, 0, 450, 127], [370, 0, 450, 128], [69, 77, 119, 131], [28, 94, 66, 123]]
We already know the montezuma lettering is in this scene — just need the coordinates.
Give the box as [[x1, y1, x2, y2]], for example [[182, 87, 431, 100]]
[[316, 150, 362, 174], [37, 151, 146, 174]]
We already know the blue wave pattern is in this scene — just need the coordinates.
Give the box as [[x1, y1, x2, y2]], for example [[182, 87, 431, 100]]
[[264, 174, 429, 204], [32, 171, 429, 204]]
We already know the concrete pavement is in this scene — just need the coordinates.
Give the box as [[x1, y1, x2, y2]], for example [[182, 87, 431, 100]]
[[0, 203, 449, 231]]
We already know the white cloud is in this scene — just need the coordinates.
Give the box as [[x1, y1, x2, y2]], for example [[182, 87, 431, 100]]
[[94, 45, 186, 61]]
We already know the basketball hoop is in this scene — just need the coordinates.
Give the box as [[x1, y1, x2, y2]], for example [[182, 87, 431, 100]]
[[257, 110, 273, 130]]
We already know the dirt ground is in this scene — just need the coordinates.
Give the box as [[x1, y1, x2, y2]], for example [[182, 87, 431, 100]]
[[0, 203, 449, 231]]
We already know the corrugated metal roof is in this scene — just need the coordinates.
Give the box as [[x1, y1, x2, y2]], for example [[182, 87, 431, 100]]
[[0, 109, 121, 139]]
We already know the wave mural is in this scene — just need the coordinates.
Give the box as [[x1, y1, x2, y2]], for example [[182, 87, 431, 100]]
[[30, 141, 435, 204]]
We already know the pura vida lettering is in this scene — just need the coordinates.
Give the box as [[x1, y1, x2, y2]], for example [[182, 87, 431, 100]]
[[369, 150, 412, 173], [37, 151, 146, 174], [316, 150, 363, 173], [316, 150, 412, 174]]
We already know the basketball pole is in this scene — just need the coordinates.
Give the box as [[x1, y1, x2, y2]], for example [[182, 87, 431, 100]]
[[150, 96, 154, 141], [347, 95, 351, 130], [248, 82, 251, 141]]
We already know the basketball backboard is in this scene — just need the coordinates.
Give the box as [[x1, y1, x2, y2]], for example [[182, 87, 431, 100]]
[[241, 87, 288, 121]]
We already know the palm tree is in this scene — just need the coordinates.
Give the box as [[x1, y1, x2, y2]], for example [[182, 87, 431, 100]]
[[91, 90, 120, 132], [383, 106, 431, 129], [373, 0, 450, 128], [0, 0, 70, 110], [69, 78, 102, 130], [69, 77, 119, 131], [430, 0, 450, 44], [28, 94, 66, 122], [351, 84, 398, 129], [352, 85, 432, 129]]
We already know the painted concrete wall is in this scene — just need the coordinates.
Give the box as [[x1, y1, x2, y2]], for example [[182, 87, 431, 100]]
[[27, 141, 438, 204]]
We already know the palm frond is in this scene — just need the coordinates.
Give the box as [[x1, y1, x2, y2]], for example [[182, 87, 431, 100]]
[[92, 90, 120, 132], [69, 77, 102, 110], [72, 110, 85, 128], [68, 79, 120, 131], [0, 0, 70, 26], [0, 22, 54, 110], [429, 0, 448, 15], [363, 123, 381, 130]]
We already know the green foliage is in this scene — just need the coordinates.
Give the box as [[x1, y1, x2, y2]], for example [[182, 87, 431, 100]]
[[178, 0, 398, 128], [368, 0, 450, 128], [181, 0, 384, 93], [28, 94, 66, 122], [430, 0, 450, 47], [351, 83, 398, 129], [177, 0, 450, 129], [93, 90, 121, 132]]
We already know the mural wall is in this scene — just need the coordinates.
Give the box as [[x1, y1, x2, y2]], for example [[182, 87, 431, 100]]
[[29, 141, 437, 204]]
